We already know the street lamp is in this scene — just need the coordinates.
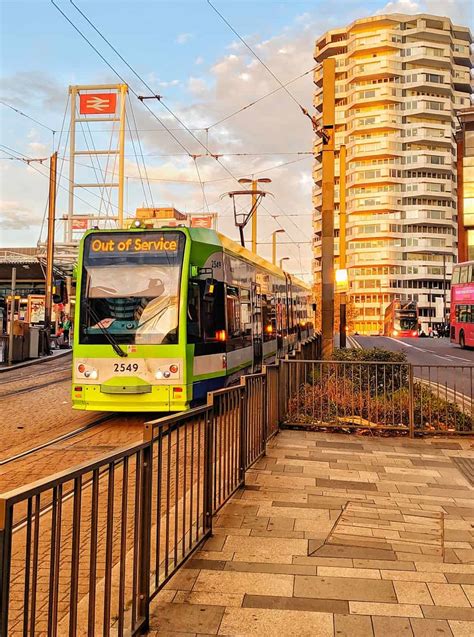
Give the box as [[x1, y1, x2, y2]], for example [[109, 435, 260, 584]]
[[238, 177, 272, 253], [272, 229, 285, 265], [279, 257, 290, 270]]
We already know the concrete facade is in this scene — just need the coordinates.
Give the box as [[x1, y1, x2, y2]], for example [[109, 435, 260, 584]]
[[313, 13, 473, 334]]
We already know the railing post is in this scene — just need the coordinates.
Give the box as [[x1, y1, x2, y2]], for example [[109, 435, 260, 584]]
[[137, 443, 153, 632], [240, 382, 247, 484], [262, 375, 268, 453], [408, 364, 415, 439], [0, 500, 12, 637], [204, 407, 214, 533]]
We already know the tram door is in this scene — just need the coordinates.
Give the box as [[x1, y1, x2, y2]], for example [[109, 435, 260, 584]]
[[251, 282, 263, 372]]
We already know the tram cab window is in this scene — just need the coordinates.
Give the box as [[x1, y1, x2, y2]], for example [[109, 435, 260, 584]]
[[201, 280, 225, 341], [187, 281, 201, 343]]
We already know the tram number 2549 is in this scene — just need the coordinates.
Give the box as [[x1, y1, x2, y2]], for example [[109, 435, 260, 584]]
[[113, 363, 139, 373]]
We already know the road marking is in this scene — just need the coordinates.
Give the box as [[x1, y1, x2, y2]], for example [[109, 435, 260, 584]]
[[446, 355, 472, 362], [385, 337, 428, 353]]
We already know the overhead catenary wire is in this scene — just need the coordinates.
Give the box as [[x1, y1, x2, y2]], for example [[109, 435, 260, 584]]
[[0, 99, 57, 133], [206, 0, 325, 139], [53, 0, 308, 257], [128, 96, 154, 205], [0, 146, 112, 218]]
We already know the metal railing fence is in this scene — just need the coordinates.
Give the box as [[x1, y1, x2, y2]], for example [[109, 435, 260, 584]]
[[282, 359, 474, 436], [0, 365, 283, 636]]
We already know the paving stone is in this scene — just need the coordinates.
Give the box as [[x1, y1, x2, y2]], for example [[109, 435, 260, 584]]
[[353, 559, 416, 571], [372, 615, 413, 636], [446, 573, 474, 585], [394, 581, 433, 605], [448, 620, 474, 636], [217, 607, 334, 636], [315, 478, 378, 491], [409, 618, 453, 637], [294, 574, 397, 603], [173, 591, 244, 607], [334, 613, 374, 637], [311, 543, 398, 561], [193, 570, 294, 597], [317, 566, 381, 579], [427, 583, 471, 608], [349, 601, 423, 617], [149, 602, 225, 634], [421, 606, 474, 621], [224, 561, 316, 576], [381, 570, 447, 583], [242, 593, 349, 614]]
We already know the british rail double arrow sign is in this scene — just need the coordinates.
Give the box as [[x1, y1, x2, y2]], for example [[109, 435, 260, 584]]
[[79, 93, 117, 114]]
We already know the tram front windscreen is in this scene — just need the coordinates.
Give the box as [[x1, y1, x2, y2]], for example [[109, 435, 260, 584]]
[[79, 231, 185, 345]]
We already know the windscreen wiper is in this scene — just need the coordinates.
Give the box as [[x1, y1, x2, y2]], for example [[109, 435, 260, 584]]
[[85, 300, 128, 358]]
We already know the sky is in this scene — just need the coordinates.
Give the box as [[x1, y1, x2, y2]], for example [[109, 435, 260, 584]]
[[0, 0, 473, 278]]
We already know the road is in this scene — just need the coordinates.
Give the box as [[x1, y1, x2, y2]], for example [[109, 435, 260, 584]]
[[352, 334, 474, 402]]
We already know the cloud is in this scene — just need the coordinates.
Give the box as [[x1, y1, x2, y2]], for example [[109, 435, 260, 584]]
[[0, 200, 42, 230], [195, 56, 204, 65], [377, 0, 473, 22], [176, 32, 192, 44]]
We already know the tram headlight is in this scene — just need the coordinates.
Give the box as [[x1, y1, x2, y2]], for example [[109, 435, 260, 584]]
[[155, 370, 163, 379], [163, 371, 171, 379], [169, 364, 178, 374]]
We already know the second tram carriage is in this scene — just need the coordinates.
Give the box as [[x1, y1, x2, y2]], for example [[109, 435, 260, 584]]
[[72, 224, 314, 412]]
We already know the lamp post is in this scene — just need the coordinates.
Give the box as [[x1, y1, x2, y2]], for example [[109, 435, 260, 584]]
[[279, 257, 290, 270], [238, 177, 272, 253], [272, 229, 285, 265]]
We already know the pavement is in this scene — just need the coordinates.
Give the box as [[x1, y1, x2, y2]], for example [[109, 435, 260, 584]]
[[0, 347, 71, 373], [149, 429, 474, 637]]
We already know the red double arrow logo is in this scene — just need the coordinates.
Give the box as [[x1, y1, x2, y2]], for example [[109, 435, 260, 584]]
[[79, 93, 117, 114]]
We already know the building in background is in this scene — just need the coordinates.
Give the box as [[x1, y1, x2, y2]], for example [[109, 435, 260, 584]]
[[313, 13, 473, 334], [456, 107, 474, 262]]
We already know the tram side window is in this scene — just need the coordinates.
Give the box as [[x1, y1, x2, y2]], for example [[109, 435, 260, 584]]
[[226, 286, 241, 339], [262, 295, 276, 341], [240, 288, 252, 344]]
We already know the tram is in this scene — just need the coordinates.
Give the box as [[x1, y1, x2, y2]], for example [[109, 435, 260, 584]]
[[72, 223, 314, 412]]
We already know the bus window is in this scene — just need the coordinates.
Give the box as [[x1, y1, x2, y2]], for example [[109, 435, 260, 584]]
[[460, 267, 468, 284], [452, 268, 460, 285]]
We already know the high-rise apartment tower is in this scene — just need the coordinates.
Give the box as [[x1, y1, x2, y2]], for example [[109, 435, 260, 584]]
[[313, 13, 473, 334]]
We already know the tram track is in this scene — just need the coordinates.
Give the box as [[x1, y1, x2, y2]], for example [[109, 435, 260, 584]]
[[0, 373, 71, 399], [0, 414, 115, 466]]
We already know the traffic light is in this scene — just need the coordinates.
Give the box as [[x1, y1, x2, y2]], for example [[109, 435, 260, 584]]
[[52, 279, 67, 304]]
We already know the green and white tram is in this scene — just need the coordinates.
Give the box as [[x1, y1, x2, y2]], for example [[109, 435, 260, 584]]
[[72, 224, 313, 412]]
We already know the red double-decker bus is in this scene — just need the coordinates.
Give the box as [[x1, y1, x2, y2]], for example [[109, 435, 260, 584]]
[[450, 261, 474, 349], [383, 299, 419, 338]]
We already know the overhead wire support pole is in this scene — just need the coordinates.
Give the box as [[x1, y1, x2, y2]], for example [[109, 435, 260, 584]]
[[118, 83, 128, 228], [339, 145, 347, 349], [45, 152, 58, 356], [251, 180, 258, 254], [321, 58, 336, 360]]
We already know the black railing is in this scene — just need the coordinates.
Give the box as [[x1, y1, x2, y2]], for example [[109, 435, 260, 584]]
[[0, 366, 281, 636]]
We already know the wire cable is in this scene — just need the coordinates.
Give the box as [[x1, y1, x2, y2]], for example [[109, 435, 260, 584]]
[[54, 0, 307, 256], [0, 99, 57, 133]]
